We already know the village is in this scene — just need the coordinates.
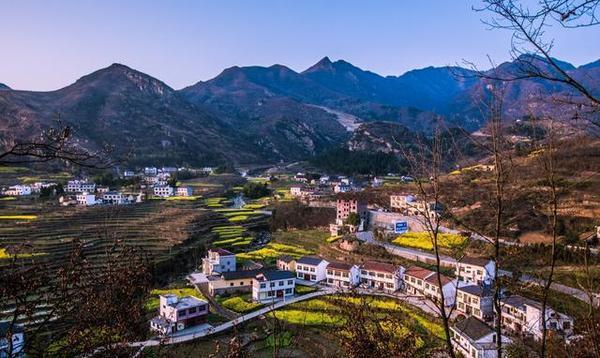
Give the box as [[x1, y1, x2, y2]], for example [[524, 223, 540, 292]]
[[138, 177, 581, 358], [1, 165, 598, 357]]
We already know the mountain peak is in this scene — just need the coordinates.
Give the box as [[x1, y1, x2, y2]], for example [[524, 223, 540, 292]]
[[69, 63, 174, 95], [303, 56, 334, 73]]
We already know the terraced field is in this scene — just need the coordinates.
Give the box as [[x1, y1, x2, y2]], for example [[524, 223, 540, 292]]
[[0, 199, 227, 270]]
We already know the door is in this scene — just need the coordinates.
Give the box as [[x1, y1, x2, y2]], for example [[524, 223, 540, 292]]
[[277, 290, 284, 298]]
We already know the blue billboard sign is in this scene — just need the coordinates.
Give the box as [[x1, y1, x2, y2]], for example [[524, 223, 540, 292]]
[[394, 221, 408, 234]]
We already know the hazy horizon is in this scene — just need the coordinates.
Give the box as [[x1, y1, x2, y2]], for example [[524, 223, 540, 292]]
[[1, 0, 599, 91]]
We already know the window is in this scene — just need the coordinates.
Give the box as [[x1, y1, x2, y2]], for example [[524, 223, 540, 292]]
[[279, 281, 284, 286], [268, 291, 274, 297], [327, 270, 333, 275], [361, 270, 367, 275], [328, 278, 333, 283], [177, 310, 186, 316], [377, 273, 384, 278], [287, 280, 293, 285], [385, 274, 392, 279], [285, 288, 292, 294], [270, 282, 275, 287], [310, 267, 315, 272], [260, 283, 266, 289], [230, 283, 234, 286], [189, 307, 197, 314]]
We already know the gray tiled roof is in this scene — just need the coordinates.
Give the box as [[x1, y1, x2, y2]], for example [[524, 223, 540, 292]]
[[453, 316, 494, 341]]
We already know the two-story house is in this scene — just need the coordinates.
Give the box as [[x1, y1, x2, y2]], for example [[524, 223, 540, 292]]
[[326, 261, 360, 288], [252, 270, 296, 303], [150, 294, 209, 335], [202, 248, 236, 275], [102, 191, 125, 205], [153, 185, 174, 197], [0, 322, 24, 358], [499, 295, 574, 341], [295, 256, 329, 282], [208, 269, 261, 296], [456, 257, 496, 286], [450, 316, 511, 358], [359, 261, 404, 292], [456, 285, 494, 321], [404, 266, 462, 307]]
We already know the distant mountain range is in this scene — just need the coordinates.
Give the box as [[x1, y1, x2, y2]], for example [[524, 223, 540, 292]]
[[0, 56, 597, 166]]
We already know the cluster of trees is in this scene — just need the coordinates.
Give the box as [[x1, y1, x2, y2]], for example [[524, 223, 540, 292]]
[[242, 182, 271, 199], [310, 147, 405, 175], [270, 200, 335, 231]]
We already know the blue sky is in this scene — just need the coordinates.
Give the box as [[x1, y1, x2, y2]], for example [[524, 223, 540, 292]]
[[1, 0, 598, 90]]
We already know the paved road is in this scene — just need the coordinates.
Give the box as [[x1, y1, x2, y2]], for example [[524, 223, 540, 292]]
[[129, 288, 335, 348], [128, 284, 459, 350], [356, 231, 457, 268], [356, 231, 600, 306]]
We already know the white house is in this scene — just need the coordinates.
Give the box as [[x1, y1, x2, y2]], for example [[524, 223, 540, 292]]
[[389, 194, 415, 211], [122, 170, 135, 178], [144, 167, 158, 175], [289, 185, 304, 197], [150, 294, 208, 335], [153, 185, 174, 197], [404, 266, 465, 307], [0, 322, 24, 358], [176, 186, 193, 197], [499, 295, 574, 341], [295, 256, 329, 282], [456, 285, 494, 322], [359, 261, 404, 292], [96, 186, 110, 194], [252, 270, 296, 303], [66, 180, 96, 193], [202, 248, 236, 275], [456, 257, 496, 286], [450, 316, 511, 358], [4, 185, 32, 196], [333, 183, 351, 193], [326, 261, 360, 288], [76, 193, 97, 206], [102, 191, 125, 205]]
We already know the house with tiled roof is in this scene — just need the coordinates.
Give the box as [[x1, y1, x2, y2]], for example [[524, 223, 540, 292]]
[[450, 316, 511, 358], [252, 270, 296, 303], [499, 295, 574, 341], [276, 255, 296, 272], [296, 256, 329, 282], [207, 269, 262, 296], [0, 321, 24, 357], [359, 261, 404, 292], [202, 248, 236, 275], [456, 257, 496, 286], [456, 285, 494, 321], [404, 266, 464, 307], [326, 261, 360, 288], [150, 294, 209, 335]]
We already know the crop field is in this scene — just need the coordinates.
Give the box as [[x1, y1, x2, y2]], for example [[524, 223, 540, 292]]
[[271, 295, 444, 350], [236, 243, 313, 264], [393, 232, 467, 251], [217, 294, 262, 314], [0, 199, 225, 271], [165, 196, 201, 201], [0, 215, 38, 220]]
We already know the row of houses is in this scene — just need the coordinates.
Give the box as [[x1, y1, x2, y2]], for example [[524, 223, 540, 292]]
[[2, 182, 58, 196], [61, 191, 144, 206]]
